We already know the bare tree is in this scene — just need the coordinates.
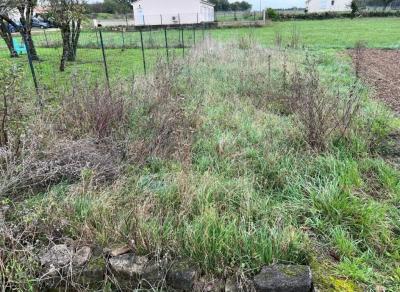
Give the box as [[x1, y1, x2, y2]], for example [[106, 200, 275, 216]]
[[0, 0, 39, 60], [46, 0, 85, 71], [16, 0, 39, 60], [0, 1, 18, 57], [0, 19, 18, 57]]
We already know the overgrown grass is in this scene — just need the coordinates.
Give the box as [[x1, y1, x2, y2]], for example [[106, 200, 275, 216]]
[[1, 37, 399, 291]]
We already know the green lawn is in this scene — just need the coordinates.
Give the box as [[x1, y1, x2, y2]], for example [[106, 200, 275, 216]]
[[212, 18, 400, 49], [3, 17, 399, 50], [0, 46, 183, 92]]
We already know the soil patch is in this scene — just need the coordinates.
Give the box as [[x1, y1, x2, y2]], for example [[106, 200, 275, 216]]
[[349, 49, 400, 114]]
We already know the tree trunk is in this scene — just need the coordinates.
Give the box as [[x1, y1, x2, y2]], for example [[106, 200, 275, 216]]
[[60, 25, 71, 72], [68, 20, 81, 61], [0, 20, 18, 58], [18, 4, 39, 61]]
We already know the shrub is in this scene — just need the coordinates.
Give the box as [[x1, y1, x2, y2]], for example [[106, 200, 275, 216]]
[[58, 80, 129, 140], [267, 8, 279, 20], [0, 64, 24, 150], [350, 0, 360, 19], [0, 138, 123, 197], [286, 58, 361, 151]]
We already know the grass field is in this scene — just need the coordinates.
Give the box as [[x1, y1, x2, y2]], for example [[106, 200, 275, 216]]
[[3, 17, 400, 50], [1, 18, 400, 291], [1, 18, 399, 92]]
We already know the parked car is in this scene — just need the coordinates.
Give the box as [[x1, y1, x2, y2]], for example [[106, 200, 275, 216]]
[[7, 21, 22, 33], [32, 18, 50, 29]]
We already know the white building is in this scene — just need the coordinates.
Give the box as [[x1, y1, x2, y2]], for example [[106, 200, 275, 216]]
[[306, 0, 352, 13], [131, 0, 215, 26]]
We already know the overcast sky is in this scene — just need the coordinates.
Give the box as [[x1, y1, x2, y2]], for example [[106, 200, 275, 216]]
[[86, 0, 306, 9], [243, 1, 305, 9]]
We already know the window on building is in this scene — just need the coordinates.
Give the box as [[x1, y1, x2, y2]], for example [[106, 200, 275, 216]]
[[331, 0, 335, 5]]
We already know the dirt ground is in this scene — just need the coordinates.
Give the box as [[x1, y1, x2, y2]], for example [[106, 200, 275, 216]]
[[350, 49, 400, 114]]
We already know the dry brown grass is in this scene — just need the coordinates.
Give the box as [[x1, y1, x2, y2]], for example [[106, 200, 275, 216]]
[[127, 59, 199, 166]]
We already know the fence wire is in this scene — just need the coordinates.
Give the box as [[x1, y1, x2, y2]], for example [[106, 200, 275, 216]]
[[0, 24, 220, 93]]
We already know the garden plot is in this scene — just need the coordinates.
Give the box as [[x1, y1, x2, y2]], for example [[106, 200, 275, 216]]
[[350, 49, 400, 114]]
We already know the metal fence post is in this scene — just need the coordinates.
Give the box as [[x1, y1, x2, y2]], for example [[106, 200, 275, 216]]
[[21, 32, 39, 96], [95, 30, 100, 48], [149, 26, 152, 48], [164, 27, 169, 64], [139, 29, 147, 74], [43, 29, 49, 47], [98, 28, 110, 89], [121, 28, 126, 51], [193, 26, 196, 46], [181, 27, 185, 57], [268, 54, 271, 84]]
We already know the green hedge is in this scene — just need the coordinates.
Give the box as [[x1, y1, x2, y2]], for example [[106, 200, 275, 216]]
[[270, 10, 400, 21]]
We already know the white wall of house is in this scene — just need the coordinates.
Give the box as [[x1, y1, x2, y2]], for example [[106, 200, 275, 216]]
[[132, 0, 214, 26], [306, 0, 352, 13]]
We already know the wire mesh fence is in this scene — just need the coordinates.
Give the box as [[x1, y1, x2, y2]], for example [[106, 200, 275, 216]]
[[0, 24, 218, 94], [1, 19, 376, 96]]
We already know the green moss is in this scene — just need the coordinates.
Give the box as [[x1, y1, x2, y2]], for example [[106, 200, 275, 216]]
[[327, 276, 362, 292]]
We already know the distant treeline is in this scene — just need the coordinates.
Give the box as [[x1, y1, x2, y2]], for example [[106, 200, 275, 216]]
[[209, 0, 252, 11], [85, 0, 131, 14], [360, 0, 400, 9]]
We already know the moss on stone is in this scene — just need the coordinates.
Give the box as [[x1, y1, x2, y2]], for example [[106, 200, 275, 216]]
[[327, 276, 361, 292]]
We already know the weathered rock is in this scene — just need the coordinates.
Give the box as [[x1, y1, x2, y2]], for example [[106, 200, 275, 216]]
[[110, 245, 132, 257], [108, 253, 166, 288], [78, 256, 106, 288], [40, 244, 73, 268], [73, 246, 92, 267], [142, 262, 165, 286], [167, 261, 198, 291], [253, 265, 312, 292], [225, 277, 238, 292], [199, 278, 225, 291], [109, 253, 149, 278]]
